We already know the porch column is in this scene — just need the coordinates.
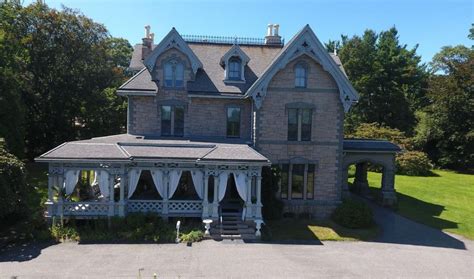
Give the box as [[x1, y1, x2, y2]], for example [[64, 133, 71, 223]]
[[211, 175, 219, 219], [46, 171, 55, 218], [118, 168, 127, 217], [354, 162, 369, 195], [381, 168, 397, 207], [245, 173, 253, 219], [341, 165, 350, 198], [57, 169, 64, 217], [202, 174, 209, 218], [255, 174, 263, 219], [162, 170, 169, 217], [108, 173, 115, 217]]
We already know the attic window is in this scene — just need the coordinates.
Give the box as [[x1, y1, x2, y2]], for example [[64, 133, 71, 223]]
[[164, 59, 184, 88], [228, 57, 242, 80]]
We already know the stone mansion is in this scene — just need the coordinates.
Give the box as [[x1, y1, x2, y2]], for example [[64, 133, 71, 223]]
[[37, 24, 399, 237]]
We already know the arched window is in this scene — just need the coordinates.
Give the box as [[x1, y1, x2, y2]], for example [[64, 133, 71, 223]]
[[295, 63, 307, 88], [164, 59, 184, 88], [228, 57, 242, 80]]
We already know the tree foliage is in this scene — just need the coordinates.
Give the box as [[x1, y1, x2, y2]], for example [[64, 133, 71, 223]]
[[0, 1, 132, 159], [331, 27, 428, 135]]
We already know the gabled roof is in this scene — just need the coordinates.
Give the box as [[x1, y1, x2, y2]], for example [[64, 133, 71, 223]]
[[220, 44, 250, 66], [117, 68, 157, 95], [245, 25, 359, 112], [143, 28, 203, 75]]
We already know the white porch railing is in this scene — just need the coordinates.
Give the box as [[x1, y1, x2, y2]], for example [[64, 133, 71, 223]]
[[168, 200, 202, 214], [127, 200, 163, 213], [61, 201, 109, 216]]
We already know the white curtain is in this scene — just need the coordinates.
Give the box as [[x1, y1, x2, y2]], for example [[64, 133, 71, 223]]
[[92, 171, 98, 186], [127, 169, 142, 198], [64, 170, 79, 196], [191, 170, 204, 199], [233, 172, 248, 202], [218, 172, 229, 201], [98, 170, 110, 199], [151, 170, 165, 198], [168, 170, 182, 199]]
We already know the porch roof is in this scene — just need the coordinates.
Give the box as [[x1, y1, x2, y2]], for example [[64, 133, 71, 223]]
[[35, 134, 270, 165], [343, 139, 401, 153]]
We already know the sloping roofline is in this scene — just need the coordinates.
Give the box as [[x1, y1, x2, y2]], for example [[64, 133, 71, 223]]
[[245, 24, 359, 112]]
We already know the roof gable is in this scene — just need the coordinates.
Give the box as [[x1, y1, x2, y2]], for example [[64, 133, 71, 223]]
[[220, 44, 250, 66], [246, 25, 359, 112], [144, 28, 203, 75]]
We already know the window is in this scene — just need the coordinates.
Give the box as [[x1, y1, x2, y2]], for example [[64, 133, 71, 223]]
[[287, 108, 312, 141], [306, 164, 315, 199], [278, 163, 316, 200], [280, 164, 289, 199], [226, 107, 241, 137], [164, 60, 184, 88], [291, 164, 304, 199], [161, 105, 184, 136], [228, 57, 242, 80], [295, 64, 307, 88]]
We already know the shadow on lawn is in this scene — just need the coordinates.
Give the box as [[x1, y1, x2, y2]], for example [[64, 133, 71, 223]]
[[0, 241, 57, 262], [356, 190, 466, 250]]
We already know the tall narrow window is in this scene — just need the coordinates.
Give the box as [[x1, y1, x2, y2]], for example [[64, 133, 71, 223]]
[[306, 164, 315, 199], [226, 107, 241, 137], [280, 164, 289, 199], [228, 57, 242, 80], [291, 164, 304, 199], [295, 64, 307, 88], [288, 108, 312, 141], [161, 105, 184, 137], [163, 60, 185, 88]]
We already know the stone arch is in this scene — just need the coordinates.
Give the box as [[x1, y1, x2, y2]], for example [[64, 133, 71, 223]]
[[342, 152, 397, 206]]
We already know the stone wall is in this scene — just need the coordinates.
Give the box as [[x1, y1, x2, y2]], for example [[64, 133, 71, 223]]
[[256, 55, 344, 214]]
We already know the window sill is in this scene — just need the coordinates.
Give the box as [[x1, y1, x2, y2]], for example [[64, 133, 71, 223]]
[[223, 79, 246, 84]]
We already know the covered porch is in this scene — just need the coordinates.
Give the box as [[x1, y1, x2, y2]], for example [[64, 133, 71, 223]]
[[36, 134, 270, 224]]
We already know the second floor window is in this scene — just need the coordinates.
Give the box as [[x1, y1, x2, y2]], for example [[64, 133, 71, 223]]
[[161, 105, 184, 137], [288, 108, 312, 141], [295, 64, 307, 88], [164, 60, 184, 88], [228, 57, 242, 80], [226, 107, 241, 137]]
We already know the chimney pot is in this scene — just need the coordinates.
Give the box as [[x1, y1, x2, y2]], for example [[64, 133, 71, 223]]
[[267, 24, 273, 36], [273, 24, 280, 36]]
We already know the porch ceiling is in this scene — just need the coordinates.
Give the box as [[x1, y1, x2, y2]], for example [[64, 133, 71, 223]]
[[35, 134, 270, 164]]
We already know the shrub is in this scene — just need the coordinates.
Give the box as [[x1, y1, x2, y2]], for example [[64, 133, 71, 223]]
[[347, 123, 412, 150], [396, 151, 433, 176], [180, 230, 204, 243], [0, 146, 27, 222], [332, 199, 373, 229]]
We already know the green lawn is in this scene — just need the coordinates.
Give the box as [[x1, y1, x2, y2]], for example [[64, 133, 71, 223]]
[[351, 170, 474, 239], [264, 219, 379, 242]]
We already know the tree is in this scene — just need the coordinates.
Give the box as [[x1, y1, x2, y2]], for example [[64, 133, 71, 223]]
[[0, 2, 132, 159], [415, 42, 474, 170], [331, 27, 428, 135]]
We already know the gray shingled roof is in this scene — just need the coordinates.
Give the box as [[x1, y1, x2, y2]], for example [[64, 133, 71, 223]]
[[121, 40, 346, 94], [343, 139, 401, 153], [36, 134, 270, 164]]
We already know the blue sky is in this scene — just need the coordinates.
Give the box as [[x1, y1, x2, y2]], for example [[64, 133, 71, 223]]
[[31, 0, 472, 63]]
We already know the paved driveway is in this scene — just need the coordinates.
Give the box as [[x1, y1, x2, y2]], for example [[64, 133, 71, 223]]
[[1, 202, 473, 278]]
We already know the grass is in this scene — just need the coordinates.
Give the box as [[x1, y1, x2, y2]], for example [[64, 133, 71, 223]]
[[350, 170, 474, 239], [264, 219, 379, 242]]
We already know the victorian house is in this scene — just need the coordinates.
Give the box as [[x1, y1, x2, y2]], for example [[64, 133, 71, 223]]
[[37, 24, 399, 238]]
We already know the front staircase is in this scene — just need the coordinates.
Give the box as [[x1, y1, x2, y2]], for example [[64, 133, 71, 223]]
[[210, 200, 256, 240]]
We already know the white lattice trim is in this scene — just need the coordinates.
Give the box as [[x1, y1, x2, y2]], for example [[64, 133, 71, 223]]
[[62, 202, 109, 216], [168, 200, 202, 213], [128, 200, 163, 213]]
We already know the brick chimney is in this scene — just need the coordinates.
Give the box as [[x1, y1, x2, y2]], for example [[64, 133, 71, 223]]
[[141, 25, 154, 60], [265, 23, 282, 45]]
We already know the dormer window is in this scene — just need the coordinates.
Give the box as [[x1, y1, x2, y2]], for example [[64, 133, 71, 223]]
[[295, 63, 307, 88], [164, 59, 184, 88], [220, 44, 250, 83], [228, 57, 242, 80]]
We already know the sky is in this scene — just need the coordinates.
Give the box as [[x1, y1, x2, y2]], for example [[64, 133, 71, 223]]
[[28, 0, 473, 63]]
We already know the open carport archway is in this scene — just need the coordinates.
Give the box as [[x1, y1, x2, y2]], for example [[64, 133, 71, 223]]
[[342, 139, 401, 206]]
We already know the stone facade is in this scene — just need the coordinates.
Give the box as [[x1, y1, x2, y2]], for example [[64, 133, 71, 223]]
[[255, 55, 344, 218]]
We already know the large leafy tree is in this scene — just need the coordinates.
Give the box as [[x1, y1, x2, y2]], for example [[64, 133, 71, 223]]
[[327, 27, 428, 135], [0, 2, 132, 159], [415, 42, 473, 170]]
